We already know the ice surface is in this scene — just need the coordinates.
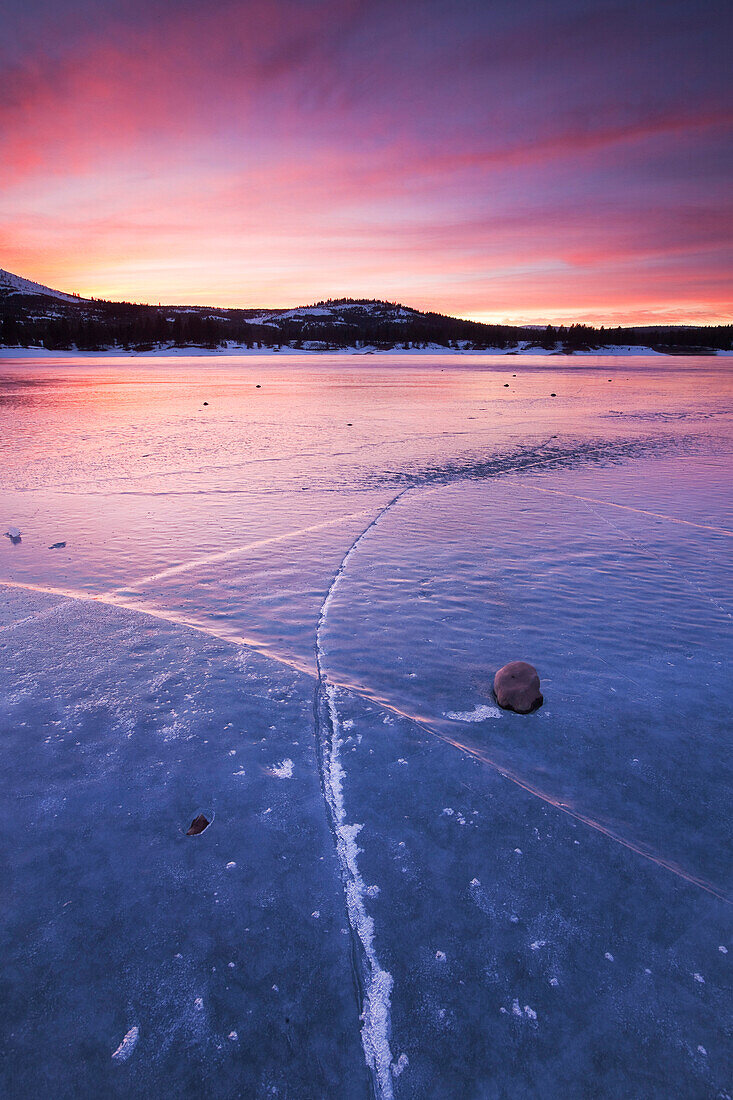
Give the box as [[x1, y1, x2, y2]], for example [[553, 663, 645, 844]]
[[0, 597, 367, 1097], [0, 355, 731, 1097]]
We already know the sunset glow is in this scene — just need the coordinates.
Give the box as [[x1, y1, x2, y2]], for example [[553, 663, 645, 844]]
[[2, 0, 731, 323]]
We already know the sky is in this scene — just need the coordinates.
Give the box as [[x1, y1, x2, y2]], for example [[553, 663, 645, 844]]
[[1, 0, 731, 325]]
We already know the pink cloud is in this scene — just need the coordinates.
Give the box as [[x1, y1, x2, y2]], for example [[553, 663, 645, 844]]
[[1, 0, 730, 324]]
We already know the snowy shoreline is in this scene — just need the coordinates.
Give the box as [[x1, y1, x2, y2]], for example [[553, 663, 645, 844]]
[[1, 342, 731, 359]]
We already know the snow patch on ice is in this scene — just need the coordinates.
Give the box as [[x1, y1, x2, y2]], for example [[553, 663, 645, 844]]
[[510, 999, 537, 1021], [111, 1026, 139, 1062], [392, 1053, 409, 1077], [444, 704, 502, 721], [267, 758, 293, 779]]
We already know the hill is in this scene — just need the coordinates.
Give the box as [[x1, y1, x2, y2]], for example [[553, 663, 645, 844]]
[[1, 268, 730, 354]]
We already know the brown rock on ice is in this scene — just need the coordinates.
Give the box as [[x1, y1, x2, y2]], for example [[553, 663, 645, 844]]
[[493, 661, 543, 713], [186, 813, 210, 836]]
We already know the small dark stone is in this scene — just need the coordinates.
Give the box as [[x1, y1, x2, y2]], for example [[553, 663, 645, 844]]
[[493, 661, 543, 714], [256, 384, 261, 388], [550, 393, 556, 397], [49, 542, 66, 550], [186, 813, 210, 836], [504, 383, 509, 387], [203, 401, 209, 406]]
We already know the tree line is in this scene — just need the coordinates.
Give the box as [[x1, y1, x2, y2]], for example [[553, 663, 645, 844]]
[[1, 296, 731, 352]]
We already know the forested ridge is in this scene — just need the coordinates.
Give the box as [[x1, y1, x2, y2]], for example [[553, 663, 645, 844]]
[[1, 273, 730, 353]]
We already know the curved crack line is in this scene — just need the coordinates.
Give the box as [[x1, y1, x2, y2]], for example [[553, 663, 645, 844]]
[[521, 484, 733, 536], [313, 490, 409, 1100], [2, 544, 729, 907], [311, 667, 731, 905], [569, 494, 732, 620], [115, 507, 375, 590], [0, 578, 317, 677], [2, 570, 728, 903], [399, 714, 732, 906]]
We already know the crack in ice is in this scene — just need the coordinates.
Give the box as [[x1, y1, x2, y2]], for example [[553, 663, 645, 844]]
[[313, 491, 408, 1099], [117, 509, 373, 590], [1, 573, 728, 903]]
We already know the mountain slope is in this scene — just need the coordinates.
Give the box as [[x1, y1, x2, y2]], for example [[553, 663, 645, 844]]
[[0, 268, 730, 353], [0, 268, 85, 304]]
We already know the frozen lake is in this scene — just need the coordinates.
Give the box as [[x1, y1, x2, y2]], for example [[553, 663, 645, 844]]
[[1, 354, 731, 1098]]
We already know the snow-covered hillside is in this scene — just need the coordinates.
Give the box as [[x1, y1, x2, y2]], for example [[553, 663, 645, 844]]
[[0, 268, 728, 355], [0, 268, 85, 303], [249, 301, 421, 325]]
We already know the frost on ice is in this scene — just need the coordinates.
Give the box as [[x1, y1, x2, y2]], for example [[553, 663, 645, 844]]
[[111, 1026, 139, 1062], [444, 704, 502, 722], [267, 758, 294, 779]]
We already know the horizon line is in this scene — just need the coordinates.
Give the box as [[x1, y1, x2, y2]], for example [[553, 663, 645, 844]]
[[4, 266, 731, 330]]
